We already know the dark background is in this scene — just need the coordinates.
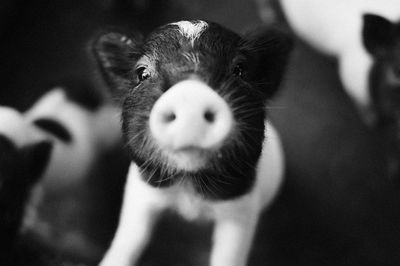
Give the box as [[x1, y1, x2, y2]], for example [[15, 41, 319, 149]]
[[1, 0, 400, 265]]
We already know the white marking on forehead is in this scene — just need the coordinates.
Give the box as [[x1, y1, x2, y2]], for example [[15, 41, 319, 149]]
[[171, 20, 208, 46]]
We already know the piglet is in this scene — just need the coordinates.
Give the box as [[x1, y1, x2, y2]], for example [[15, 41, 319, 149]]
[[94, 20, 292, 266]]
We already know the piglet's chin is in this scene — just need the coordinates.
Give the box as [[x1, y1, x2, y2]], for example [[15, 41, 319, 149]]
[[164, 146, 209, 171]]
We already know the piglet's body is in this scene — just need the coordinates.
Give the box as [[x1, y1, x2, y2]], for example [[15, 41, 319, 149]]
[[94, 20, 292, 266]]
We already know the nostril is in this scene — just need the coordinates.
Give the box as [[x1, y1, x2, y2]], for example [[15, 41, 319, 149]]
[[162, 111, 176, 123], [204, 110, 215, 123]]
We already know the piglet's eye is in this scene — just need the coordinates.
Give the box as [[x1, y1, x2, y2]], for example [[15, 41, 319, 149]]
[[233, 63, 245, 78], [136, 66, 151, 82]]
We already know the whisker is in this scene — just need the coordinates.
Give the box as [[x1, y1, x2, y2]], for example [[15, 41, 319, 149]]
[[265, 106, 287, 110], [193, 175, 205, 199], [145, 166, 158, 185], [205, 175, 224, 197]]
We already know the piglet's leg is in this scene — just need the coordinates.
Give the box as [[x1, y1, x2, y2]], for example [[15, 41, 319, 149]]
[[210, 199, 260, 266], [100, 164, 166, 266]]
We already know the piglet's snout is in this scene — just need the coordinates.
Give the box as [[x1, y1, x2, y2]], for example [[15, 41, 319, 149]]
[[149, 79, 233, 151]]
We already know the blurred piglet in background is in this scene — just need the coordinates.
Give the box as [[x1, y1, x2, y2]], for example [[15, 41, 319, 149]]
[[272, 0, 400, 124], [93, 20, 292, 266], [261, 0, 400, 180], [0, 85, 127, 265], [253, 1, 400, 265], [21, 86, 125, 262]]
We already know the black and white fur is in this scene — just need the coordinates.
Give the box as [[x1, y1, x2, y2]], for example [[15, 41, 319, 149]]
[[0, 87, 122, 259], [20, 87, 122, 256], [0, 105, 95, 265], [25, 88, 121, 190], [94, 20, 291, 266]]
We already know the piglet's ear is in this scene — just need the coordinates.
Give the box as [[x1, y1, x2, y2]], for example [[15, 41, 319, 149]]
[[242, 28, 292, 98], [362, 13, 395, 57], [21, 141, 52, 185], [93, 32, 142, 101]]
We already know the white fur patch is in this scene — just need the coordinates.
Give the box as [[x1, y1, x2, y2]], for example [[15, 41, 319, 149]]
[[171, 20, 208, 46], [0, 107, 46, 147]]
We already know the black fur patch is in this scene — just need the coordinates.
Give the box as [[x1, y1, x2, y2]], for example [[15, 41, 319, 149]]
[[363, 14, 400, 178], [62, 79, 103, 111], [363, 14, 400, 125], [33, 118, 73, 143]]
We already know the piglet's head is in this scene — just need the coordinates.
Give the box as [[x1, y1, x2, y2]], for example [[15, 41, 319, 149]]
[[94, 21, 291, 200]]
